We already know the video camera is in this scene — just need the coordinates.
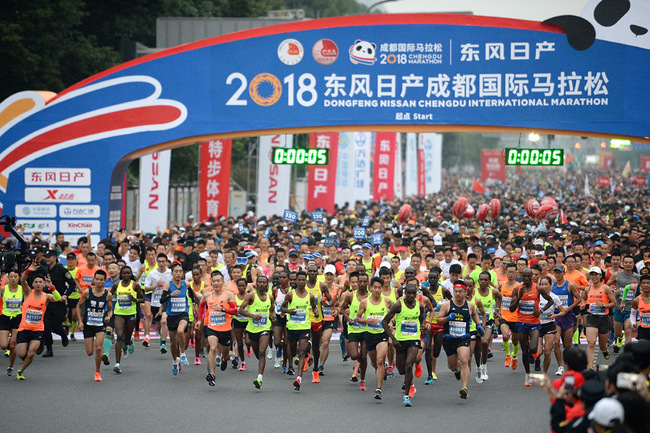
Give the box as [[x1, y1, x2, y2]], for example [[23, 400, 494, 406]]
[[0, 215, 30, 273]]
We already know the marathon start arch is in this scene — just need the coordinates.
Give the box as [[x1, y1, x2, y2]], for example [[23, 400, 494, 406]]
[[0, 13, 648, 239]]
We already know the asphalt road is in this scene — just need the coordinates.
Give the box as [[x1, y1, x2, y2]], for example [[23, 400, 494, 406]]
[[1, 335, 555, 433]]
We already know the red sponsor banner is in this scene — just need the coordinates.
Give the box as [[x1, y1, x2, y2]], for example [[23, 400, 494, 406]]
[[641, 155, 650, 172], [599, 152, 616, 169], [597, 176, 611, 187], [199, 139, 232, 221], [631, 176, 646, 186], [307, 132, 338, 213], [373, 132, 396, 201], [481, 149, 506, 183], [417, 148, 425, 196]]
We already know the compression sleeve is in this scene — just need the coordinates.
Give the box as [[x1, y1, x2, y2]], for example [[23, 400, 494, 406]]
[[224, 301, 238, 315], [621, 284, 630, 302], [198, 300, 207, 320], [630, 308, 637, 326], [51, 288, 62, 302]]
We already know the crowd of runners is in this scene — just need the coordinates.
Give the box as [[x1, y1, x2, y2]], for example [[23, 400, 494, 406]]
[[0, 168, 649, 428]]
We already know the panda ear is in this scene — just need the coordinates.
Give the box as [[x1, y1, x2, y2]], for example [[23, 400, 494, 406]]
[[543, 15, 596, 51], [594, 0, 630, 27], [371, 43, 376, 50], [355, 39, 362, 44]]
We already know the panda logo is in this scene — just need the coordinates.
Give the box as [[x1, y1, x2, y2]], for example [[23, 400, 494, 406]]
[[544, 0, 649, 51], [349, 39, 377, 65]]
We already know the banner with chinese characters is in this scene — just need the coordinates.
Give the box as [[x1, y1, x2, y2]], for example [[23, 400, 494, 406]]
[[336, 131, 371, 206], [419, 133, 442, 194], [373, 132, 397, 201], [199, 139, 232, 221], [641, 156, 650, 173], [481, 149, 506, 183], [307, 132, 339, 213], [404, 133, 418, 196], [335, 132, 353, 206], [139, 150, 171, 233], [394, 133, 403, 199], [257, 135, 292, 218]]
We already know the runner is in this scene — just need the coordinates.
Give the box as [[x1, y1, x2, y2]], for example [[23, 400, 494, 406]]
[[606, 255, 640, 352], [188, 266, 205, 365], [238, 275, 275, 389], [318, 264, 340, 376], [552, 263, 583, 375], [356, 276, 393, 400], [339, 272, 369, 390], [383, 283, 426, 407], [0, 270, 23, 376], [231, 277, 251, 371], [110, 266, 144, 374], [75, 270, 113, 381], [631, 274, 650, 341], [422, 268, 452, 384], [305, 264, 332, 383], [474, 271, 501, 382], [536, 276, 564, 374], [582, 266, 616, 367], [497, 262, 520, 370], [281, 270, 319, 391], [16, 264, 62, 380], [143, 254, 171, 353], [136, 247, 157, 347], [272, 271, 290, 372]]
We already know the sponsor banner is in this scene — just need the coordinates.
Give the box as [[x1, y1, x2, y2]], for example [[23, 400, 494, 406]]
[[258, 135, 292, 218], [15, 204, 56, 218], [641, 155, 650, 172], [17, 219, 57, 233], [307, 132, 339, 213], [405, 133, 418, 196], [420, 133, 442, 194], [631, 176, 646, 186], [394, 133, 403, 199], [417, 139, 426, 196], [352, 132, 371, 203], [59, 219, 101, 233], [598, 152, 616, 170], [139, 150, 171, 233], [25, 187, 91, 203], [59, 205, 101, 218], [597, 176, 611, 187], [373, 132, 397, 201], [481, 149, 506, 183], [199, 139, 232, 221], [25, 168, 91, 186]]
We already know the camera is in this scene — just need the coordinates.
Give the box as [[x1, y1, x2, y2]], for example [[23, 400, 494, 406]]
[[616, 372, 642, 391], [0, 216, 30, 273], [564, 374, 575, 391]]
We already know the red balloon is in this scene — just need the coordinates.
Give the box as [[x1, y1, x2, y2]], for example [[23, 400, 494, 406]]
[[452, 197, 468, 218], [537, 202, 559, 221], [463, 204, 475, 219], [488, 199, 501, 219], [540, 197, 557, 207], [398, 204, 412, 223], [477, 203, 489, 221], [525, 199, 540, 219]]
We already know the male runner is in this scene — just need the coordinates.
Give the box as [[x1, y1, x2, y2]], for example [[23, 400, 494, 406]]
[[474, 271, 501, 382], [606, 255, 640, 352], [552, 264, 583, 375], [0, 270, 23, 375], [497, 263, 520, 370], [339, 272, 369, 390], [422, 269, 452, 384], [110, 266, 144, 374], [630, 274, 650, 341], [318, 265, 340, 375], [143, 254, 171, 352], [136, 247, 157, 347]]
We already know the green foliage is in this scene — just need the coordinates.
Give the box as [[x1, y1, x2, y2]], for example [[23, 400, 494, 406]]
[[442, 133, 500, 169]]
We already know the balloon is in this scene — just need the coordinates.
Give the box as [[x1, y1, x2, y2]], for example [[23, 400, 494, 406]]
[[463, 204, 475, 218], [488, 198, 501, 219], [452, 197, 468, 218], [398, 204, 412, 223], [525, 199, 540, 219], [477, 203, 489, 221], [537, 202, 559, 221]]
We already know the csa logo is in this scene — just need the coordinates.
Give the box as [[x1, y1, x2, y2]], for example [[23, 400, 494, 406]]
[[312, 39, 338, 65], [278, 39, 304, 65], [349, 39, 377, 65]]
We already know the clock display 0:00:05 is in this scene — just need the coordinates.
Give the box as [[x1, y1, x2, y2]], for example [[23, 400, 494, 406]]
[[505, 148, 564, 166], [271, 147, 329, 165]]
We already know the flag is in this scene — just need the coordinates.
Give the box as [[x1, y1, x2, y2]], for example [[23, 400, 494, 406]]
[[622, 161, 631, 178], [584, 174, 591, 197], [472, 178, 484, 195], [557, 209, 568, 225]]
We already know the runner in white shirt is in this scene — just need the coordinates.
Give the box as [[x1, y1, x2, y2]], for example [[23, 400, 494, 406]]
[[144, 254, 172, 353]]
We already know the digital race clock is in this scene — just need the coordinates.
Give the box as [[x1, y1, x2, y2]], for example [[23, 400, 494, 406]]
[[271, 147, 329, 165], [504, 148, 564, 166]]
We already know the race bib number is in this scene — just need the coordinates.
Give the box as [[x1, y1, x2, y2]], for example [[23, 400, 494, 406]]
[[25, 309, 43, 324], [519, 300, 535, 315], [589, 304, 606, 315], [252, 314, 268, 327], [639, 313, 650, 327], [322, 306, 333, 317], [209, 311, 226, 326], [540, 310, 551, 322], [449, 321, 466, 338], [275, 303, 282, 315], [352, 318, 365, 330], [367, 315, 384, 331], [626, 290, 636, 300], [151, 288, 163, 307], [290, 310, 306, 324], [5, 298, 21, 312], [400, 320, 418, 336], [170, 297, 186, 313], [117, 295, 132, 309], [502, 297, 511, 310], [557, 294, 569, 307], [87, 311, 104, 327]]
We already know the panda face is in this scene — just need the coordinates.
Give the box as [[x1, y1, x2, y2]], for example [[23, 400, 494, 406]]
[[355, 41, 375, 57], [349, 39, 377, 65]]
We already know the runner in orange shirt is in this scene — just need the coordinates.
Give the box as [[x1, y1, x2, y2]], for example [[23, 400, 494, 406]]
[[497, 262, 520, 370]]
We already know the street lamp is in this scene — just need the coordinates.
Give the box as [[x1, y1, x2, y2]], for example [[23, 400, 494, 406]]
[[366, 0, 399, 13], [528, 133, 540, 143]]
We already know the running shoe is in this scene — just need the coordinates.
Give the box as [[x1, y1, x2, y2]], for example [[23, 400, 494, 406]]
[[274, 358, 281, 369], [374, 388, 382, 400], [293, 377, 301, 390], [431, 372, 438, 380], [266, 347, 273, 359], [4, 349, 9, 357], [475, 370, 483, 384], [318, 365, 324, 376], [286, 367, 295, 376], [216, 357, 222, 367], [459, 387, 468, 399], [247, 347, 253, 357], [160, 343, 167, 354], [487, 349, 493, 359], [195, 357, 201, 365], [276, 347, 282, 358], [555, 366, 564, 376], [189, 338, 195, 348], [613, 346, 620, 354], [414, 363, 423, 378], [350, 372, 359, 382], [220, 360, 228, 371], [303, 357, 310, 372], [134, 331, 140, 340], [511, 357, 518, 370], [239, 363, 247, 372], [534, 359, 542, 372], [454, 370, 461, 380], [307, 353, 313, 367], [504, 355, 512, 368], [253, 377, 262, 389], [7, 367, 13, 376], [102, 353, 110, 366], [232, 357, 239, 369], [206, 373, 215, 386], [172, 363, 179, 376], [143, 337, 150, 348], [481, 365, 489, 381], [403, 396, 412, 407], [61, 333, 69, 347], [94, 372, 102, 382], [387, 366, 395, 378], [603, 350, 610, 360], [312, 371, 320, 383], [294, 355, 300, 365], [113, 363, 122, 374], [128, 341, 135, 355], [180, 353, 189, 366], [282, 365, 288, 374], [16, 370, 25, 380], [70, 333, 77, 342], [408, 385, 416, 397], [360, 380, 367, 391], [342, 354, 350, 362], [424, 375, 433, 385]]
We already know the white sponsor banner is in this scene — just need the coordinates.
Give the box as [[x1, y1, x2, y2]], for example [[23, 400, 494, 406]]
[[59, 204, 101, 218], [59, 219, 101, 233], [17, 219, 57, 233], [394, 133, 403, 199], [139, 150, 171, 233], [25, 168, 91, 186], [257, 135, 292, 218], [25, 187, 91, 203], [405, 133, 418, 196], [335, 132, 353, 206], [419, 133, 443, 194], [15, 204, 57, 218], [352, 132, 371, 203]]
